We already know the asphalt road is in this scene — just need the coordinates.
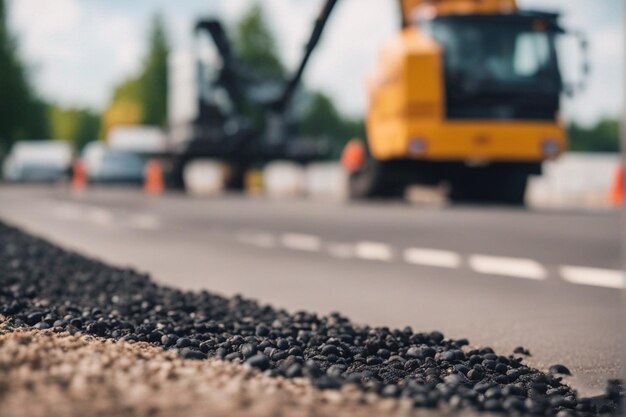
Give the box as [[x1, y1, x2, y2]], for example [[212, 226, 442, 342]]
[[0, 184, 623, 396]]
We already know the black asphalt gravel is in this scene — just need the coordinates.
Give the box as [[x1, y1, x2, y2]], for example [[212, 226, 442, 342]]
[[0, 221, 622, 416]]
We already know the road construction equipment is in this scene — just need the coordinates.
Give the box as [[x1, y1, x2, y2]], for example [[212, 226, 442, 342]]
[[346, 0, 588, 204], [167, 0, 339, 190]]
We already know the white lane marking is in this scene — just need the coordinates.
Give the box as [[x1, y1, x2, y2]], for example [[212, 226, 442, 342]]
[[52, 203, 84, 220], [327, 243, 355, 259], [129, 214, 161, 231], [86, 208, 114, 226], [469, 255, 547, 280], [354, 241, 393, 262], [560, 266, 625, 289], [237, 232, 277, 249], [404, 248, 461, 269], [234, 230, 623, 291], [281, 233, 321, 252]]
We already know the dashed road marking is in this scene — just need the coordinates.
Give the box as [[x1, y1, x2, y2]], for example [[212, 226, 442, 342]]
[[52, 202, 115, 228], [237, 232, 277, 249], [53, 203, 84, 220], [469, 255, 547, 280], [404, 248, 461, 268], [235, 230, 621, 290], [560, 266, 624, 289], [281, 233, 322, 252], [129, 214, 161, 231], [354, 242, 393, 262], [87, 208, 114, 226], [327, 243, 355, 259]]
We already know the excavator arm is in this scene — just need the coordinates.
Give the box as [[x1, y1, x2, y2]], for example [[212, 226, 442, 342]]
[[274, 0, 340, 113]]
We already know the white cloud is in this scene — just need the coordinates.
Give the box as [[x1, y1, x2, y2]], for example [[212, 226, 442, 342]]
[[9, 0, 81, 64], [11, 0, 81, 38], [94, 16, 143, 76], [7, 0, 146, 108]]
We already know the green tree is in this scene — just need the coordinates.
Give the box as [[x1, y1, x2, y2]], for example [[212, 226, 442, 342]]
[[49, 106, 101, 151], [298, 91, 366, 157], [112, 75, 142, 104], [72, 110, 101, 150], [233, 3, 284, 79], [568, 118, 620, 153], [107, 14, 169, 129], [0, 0, 50, 153], [299, 92, 343, 138], [139, 15, 169, 126]]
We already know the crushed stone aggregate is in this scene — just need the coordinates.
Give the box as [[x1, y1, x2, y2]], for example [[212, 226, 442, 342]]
[[0, 222, 622, 416], [0, 321, 428, 417]]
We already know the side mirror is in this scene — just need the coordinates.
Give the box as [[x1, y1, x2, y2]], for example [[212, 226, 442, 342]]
[[562, 30, 590, 96]]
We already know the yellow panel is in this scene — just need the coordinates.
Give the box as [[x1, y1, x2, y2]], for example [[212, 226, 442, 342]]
[[103, 101, 142, 136], [400, 0, 517, 22], [367, 28, 444, 160], [387, 120, 567, 161]]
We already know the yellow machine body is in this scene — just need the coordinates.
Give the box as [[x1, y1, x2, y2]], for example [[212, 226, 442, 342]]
[[365, 26, 566, 162], [365, 0, 566, 164]]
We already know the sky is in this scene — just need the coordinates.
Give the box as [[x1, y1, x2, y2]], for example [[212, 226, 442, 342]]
[[6, 0, 624, 125]]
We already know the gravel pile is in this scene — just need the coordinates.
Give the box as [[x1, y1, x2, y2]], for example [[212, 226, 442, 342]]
[[0, 222, 622, 416], [0, 320, 420, 417]]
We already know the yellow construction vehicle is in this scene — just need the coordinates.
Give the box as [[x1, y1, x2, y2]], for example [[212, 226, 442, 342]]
[[344, 0, 588, 204]]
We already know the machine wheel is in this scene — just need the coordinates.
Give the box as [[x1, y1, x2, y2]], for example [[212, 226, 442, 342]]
[[165, 156, 188, 190], [348, 156, 406, 200], [449, 167, 529, 206], [225, 163, 247, 191]]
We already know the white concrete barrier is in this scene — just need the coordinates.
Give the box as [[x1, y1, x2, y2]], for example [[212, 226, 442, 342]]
[[263, 161, 306, 198], [183, 153, 619, 207], [528, 153, 620, 208], [305, 163, 348, 200], [300, 153, 621, 208], [183, 160, 226, 197]]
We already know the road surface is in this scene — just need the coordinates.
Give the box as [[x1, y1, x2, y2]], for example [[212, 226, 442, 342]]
[[0, 185, 622, 396]]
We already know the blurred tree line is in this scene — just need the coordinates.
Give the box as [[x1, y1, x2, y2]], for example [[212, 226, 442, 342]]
[[567, 119, 620, 153], [0, 0, 99, 154], [0, 0, 619, 157], [107, 15, 169, 130], [0, 0, 49, 153]]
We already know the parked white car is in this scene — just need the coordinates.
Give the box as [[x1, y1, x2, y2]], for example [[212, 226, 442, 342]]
[[3, 141, 72, 182], [82, 141, 147, 184]]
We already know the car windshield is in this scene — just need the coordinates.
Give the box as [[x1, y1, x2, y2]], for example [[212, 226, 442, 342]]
[[424, 17, 561, 96], [102, 152, 144, 170]]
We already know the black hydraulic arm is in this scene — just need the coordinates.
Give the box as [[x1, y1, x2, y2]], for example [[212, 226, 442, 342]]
[[195, 20, 234, 67], [274, 0, 340, 113], [194, 19, 249, 114]]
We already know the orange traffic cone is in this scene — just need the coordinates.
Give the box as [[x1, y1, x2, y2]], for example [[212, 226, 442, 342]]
[[71, 159, 87, 191], [341, 139, 366, 172], [610, 164, 624, 207], [144, 160, 164, 195]]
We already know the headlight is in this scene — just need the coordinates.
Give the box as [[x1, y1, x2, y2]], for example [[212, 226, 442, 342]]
[[408, 138, 428, 155], [541, 139, 560, 158]]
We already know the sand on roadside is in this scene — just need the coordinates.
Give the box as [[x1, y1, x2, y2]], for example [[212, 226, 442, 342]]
[[0, 320, 465, 417]]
